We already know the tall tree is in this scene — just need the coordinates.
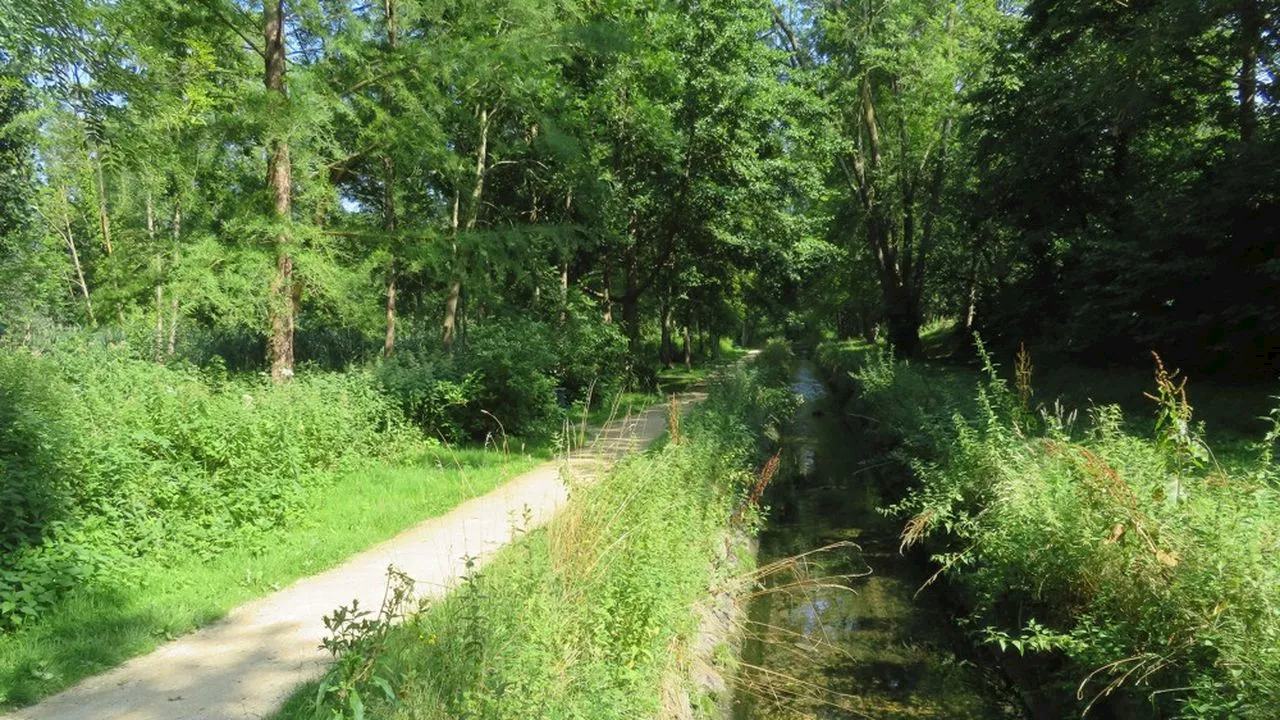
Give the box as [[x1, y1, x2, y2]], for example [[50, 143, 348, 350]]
[[264, 0, 294, 381], [796, 0, 997, 356]]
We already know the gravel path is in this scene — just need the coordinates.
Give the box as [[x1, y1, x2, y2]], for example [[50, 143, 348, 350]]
[[4, 394, 701, 720]]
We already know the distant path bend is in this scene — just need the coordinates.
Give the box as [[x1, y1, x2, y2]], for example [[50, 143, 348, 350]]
[[4, 391, 708, 720]]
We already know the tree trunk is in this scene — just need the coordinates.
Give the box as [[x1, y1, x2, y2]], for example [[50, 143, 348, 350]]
[[660, 290, 673, 369], [168, 296, 179, 356], [559, 261, 569, 323], [91, 144, 112, 256], [682, 324, 691, 370], [381, 3, 398, 357], [883, 284, 921, 358], [265, 0, 294, 382], [622, 249, 640, 354], [443, 106, 489, 351], [383, 156, 397, 357], [383, 0, 397, 48], [167, 200, 181, 357], [602, 253, 613, 324], [443, 193, 462, 351], [60, 194, 94, 325], [147, 193, 165, 360], [384, 275, 397, 357]]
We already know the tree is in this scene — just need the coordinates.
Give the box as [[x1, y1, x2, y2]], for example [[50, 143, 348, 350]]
[[790, 0, 997, 357], [264, 0, 294, 381], [969, 0, 1280, 374]]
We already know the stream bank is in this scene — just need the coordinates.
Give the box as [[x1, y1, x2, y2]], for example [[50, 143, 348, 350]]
[[732, 362, 1022, 719]]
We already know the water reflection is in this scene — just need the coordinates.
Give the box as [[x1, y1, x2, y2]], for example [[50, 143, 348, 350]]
[[733, 363, 1016, 720]]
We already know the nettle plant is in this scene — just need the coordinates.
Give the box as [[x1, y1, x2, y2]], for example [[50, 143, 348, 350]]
[[315, 566, 417, 719]]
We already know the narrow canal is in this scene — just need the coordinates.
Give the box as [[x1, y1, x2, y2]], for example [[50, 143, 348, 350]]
[[733, 363, 1021, 719]]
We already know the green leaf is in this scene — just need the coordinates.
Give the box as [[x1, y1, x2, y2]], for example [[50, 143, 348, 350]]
[[372, 676, 396, 703], [349, 689, 363, 720]]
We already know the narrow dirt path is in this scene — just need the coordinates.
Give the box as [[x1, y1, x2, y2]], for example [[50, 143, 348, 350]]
[[4, 393, 704, 720]]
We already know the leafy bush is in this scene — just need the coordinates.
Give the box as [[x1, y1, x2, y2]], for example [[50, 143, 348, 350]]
[[0, 342, 426, 628], [454, 319, 561, 440], [821, 339, 1280, 717], [377, 351, 480, 441], [555, 300, 629, 401], [378, 313, 628, 442]]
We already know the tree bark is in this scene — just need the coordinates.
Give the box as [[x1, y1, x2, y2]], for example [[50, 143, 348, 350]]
[[381, 1, 398, 357], [559, 261, 569, 323], [660, 289, 673, 369], [60, 192, 94, 325], [91, 144, 112, 256], [383, 155, 398, 357], [622, 246, 640, 354], [602, 253, 613, 324], [682, 324, 691, 370], [147, 193, 165, 360], [265, 0, 294, 382], [443, 106, 488, 351], [383, 0, 397, 48], [167, 296, 179, 356], [443, 192, 462, 351], [167, 200, 181, 357]]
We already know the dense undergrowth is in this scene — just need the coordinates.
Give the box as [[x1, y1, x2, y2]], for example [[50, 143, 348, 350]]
[[816, 340, 1280, 718], [0, 313, 640, 634], [277, 344, 798, 720], [0, 342, 427, 631]]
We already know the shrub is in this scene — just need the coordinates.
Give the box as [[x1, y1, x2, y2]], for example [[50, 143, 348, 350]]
[[377, 351, 480, 441], [825, 338, 1280, 718], [454, 319, 561, 440], [378, 312, 629, 442], [555, 300, 629, 401], [0, 342, 426, 628]]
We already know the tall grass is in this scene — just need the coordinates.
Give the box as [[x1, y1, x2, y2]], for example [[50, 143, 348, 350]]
[[277, 353, 799, 720], [818, 339, 1280, 718]]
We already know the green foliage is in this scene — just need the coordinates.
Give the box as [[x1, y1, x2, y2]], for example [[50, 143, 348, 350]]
[[966, 0, 1280, 376], [0, 449, 536, 708], [316, 568, 417, 719], [824, 340, 1280, 717], [378, 314, 629, 442], [0, 341, 427, 629], [377, 352, 480, 441]]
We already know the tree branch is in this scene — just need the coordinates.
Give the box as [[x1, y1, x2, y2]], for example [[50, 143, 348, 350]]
[[200, 0, 266, 59]]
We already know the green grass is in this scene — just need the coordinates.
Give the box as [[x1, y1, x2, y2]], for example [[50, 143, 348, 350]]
[[0, 447, 543, 709], [821, 333, 1280, 463]]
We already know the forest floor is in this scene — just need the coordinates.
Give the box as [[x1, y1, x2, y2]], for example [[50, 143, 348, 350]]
[[1, 389, 711, 720]]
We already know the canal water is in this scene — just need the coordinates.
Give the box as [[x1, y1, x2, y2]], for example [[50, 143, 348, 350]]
[[733, 363, 1020, 720]]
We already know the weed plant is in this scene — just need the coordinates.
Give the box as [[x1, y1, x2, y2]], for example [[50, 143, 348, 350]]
[[817, 338, 1280, 718]]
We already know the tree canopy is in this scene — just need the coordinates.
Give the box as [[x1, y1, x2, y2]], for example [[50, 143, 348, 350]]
[[0, 0, 1274, 375]]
